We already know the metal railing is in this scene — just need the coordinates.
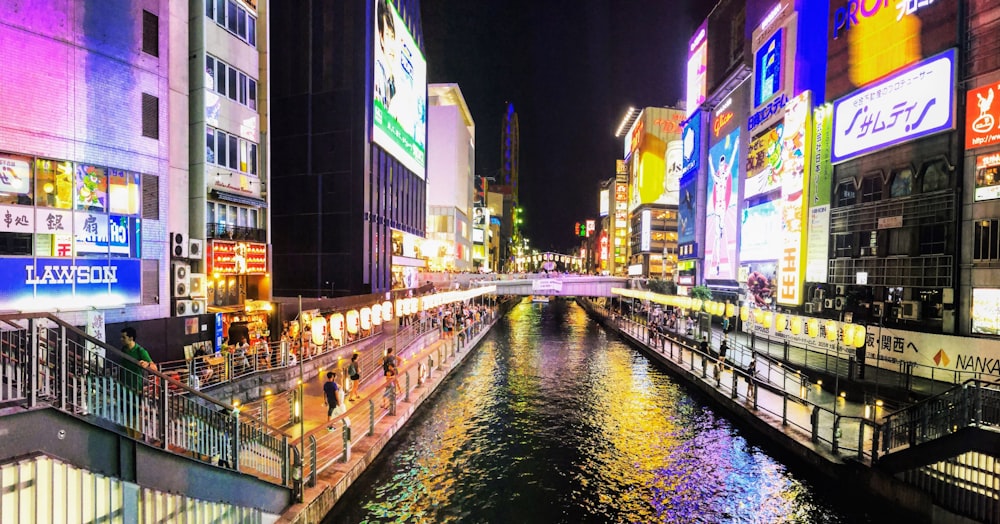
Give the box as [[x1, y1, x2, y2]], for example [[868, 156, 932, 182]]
[[206, 223, 267, 242], [0, 312, 291, 488]]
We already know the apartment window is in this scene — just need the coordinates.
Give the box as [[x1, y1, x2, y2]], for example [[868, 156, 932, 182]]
[[859, 231, 877, 257], [206, 55, 257, 110], [238, 72, 247, 105], [860, 175, 882, 203], [206, 0, 213, 18], [207, 127, 258, 175], [142, 11, 159, 57], [216, 130, 228, 167], [206, 128, 215, 164], [226, 1, 238, 32], [228, 135, 238, 169], [248, 79, 257, 110], [834, 234, 854, 258], [209, 0, 256, 48], [206, 56, 216, 89], [889, 168, 913, 198], [836, 182, 856, 207], [921, 159, 950, 193], [975, 219, 1000, 261], [227, 67, 237, 100], [919, 225, 946, 255], [141, 93, 159, 139]]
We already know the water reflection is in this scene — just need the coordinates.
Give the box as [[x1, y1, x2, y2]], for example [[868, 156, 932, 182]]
[[327, 299, 882, 523]]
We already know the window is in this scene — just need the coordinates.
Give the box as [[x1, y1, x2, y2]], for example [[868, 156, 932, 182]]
[[35, 158, 73, 209], [237, 8, 246, 39], [205, 55, 257, 110], [0, 153, 33, 205], [834, 234, 854, 258], [226, 1, 238, 32], [205, 0, 213, 18], [141, 259, 159, 305], [141, 173, 159, 220], [248, 79, 257, 110], [210, 0, 256, 48], [142, 93, 159, 139], [248, 17, 256, 47], [0, 233, 32, 256], [206, 56, 215, 89], [974, 219, 1000, 261], [836, 182, 856, 207], [216, 58, 227, 94], [889, 168, 913, 198], [921, 160, 950, 193], [859, 231, 877, 257], [207, 127, 258, 175], [249, 143, 258, 175], [142, 11, 159, 57], [860, 175, 882, 203], [239, 141, 248, 172], [249, 208, 258, 228], [217, 130, 227, 166], [887, 229, 911, 256], [206, 128, 216, 164], [227, 67, 237, 100], [919, 225, 946, 255], [228, 135, 238, 169]]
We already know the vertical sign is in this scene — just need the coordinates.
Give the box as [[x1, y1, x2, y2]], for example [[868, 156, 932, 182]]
[[777, 92, 811, 306], [806, 104, 833, 283]]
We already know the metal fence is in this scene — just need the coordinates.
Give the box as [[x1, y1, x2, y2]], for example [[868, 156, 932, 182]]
[[0, 312, 291, 488]]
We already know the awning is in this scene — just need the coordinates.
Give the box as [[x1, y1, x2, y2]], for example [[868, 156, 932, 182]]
[[211, 190, 268, 208]]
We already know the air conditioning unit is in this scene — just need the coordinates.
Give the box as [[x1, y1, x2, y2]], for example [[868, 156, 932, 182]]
[[814, 288, 826, 300], [174, 299, 194, 316], [189, 299, 207, 315], [171, 232, 188, 258], [804, 302, 817, 314], [835, 285, 846, 296], [823, 298, 834, 309], [172, 261, 190, 298], [189, 273, 207, 298], [834, 297, 846, 310], [872, 301, 884, 318], [899, 300, 922, 321], [188, 239, 204, 260]]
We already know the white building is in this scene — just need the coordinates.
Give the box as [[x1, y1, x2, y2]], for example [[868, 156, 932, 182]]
[[426, 84, 475, 272]]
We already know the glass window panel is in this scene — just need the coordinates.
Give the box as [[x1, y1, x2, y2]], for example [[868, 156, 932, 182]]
[[206, 128, 216, 164], [248, 16, 256, 46], [228, 135, 238, 169], [35, 159, 73, 209], [239, 207, 248, 227], [239, 140, 248, 173], [249, 143, 257, 175], [108, 169, 140, 215], [237, 8, 246, 39], [227, 67, 237, 100], [216, 130, 227, 167], [238, 72, 247, 105], [0, 233, 32, 255], [249, 208, 257, 229], [922, 161, 950, 193], [207, 202, 216, 226], [890, 168, 913, 198], [206, 56, 215, 91], [226, 1, 238, 32], [248, 79, 256, 110], [0, 152, 34, 205], [215, 0, 225, 24], [216, 62, 226, 96], [74, 164, 107, 211], [206, 0, 213, 18]]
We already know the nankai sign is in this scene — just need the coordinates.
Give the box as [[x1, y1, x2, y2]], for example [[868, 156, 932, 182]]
[[831, 49, 955, 164], [966, 82, 1000, 150], [0, 257, 141, 310]]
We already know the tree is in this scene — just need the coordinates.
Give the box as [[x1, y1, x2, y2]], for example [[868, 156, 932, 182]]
[[689, 285, 713, 301], [647, 278, 675, 295]]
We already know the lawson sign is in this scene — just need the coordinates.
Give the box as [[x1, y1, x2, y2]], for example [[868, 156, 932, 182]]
[[0, 257, 141, 310], [831, 48, 955, 164]]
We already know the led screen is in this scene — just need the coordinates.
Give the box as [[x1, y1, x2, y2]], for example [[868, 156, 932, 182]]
[[755, 29, 783, 108], [373, 0, 427, 178], [682, 112, 701, 175], [686, 21, 708, 116], [599, 189, 610, 217], [776, 92, 811, 306], [628, 108, 685, 211], [745, 121, 784, 198], [678, 171, 697, 246], [740, 200, 780, 261], [705, 129, 740, 280]]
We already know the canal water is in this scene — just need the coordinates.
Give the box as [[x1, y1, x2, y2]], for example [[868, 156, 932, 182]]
[[326, 299, 893, 523]]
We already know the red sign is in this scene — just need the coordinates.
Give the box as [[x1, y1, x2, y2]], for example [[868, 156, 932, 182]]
[[967, 83, 1000, 150], [713, 112, 734, 138], [209, 240, 268, 275]]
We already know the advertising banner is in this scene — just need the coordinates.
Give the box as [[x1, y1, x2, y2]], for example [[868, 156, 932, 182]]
[[75, 164, 107, 211], [640, 210, 651, 252], [975, 153, 1000, 202], [209, 241, 268, 274], [0, 257, 141, 310], [749, 0, 796, 134], [973, 288, 1000, 335], [705, 129, 740, 280], [599, 189, 610, 217], [806, 104, 833, 283], [777, 92, 811, 306], [373, 0, 427, 178], [686, 21, 708, 116], [628, 108, 685, 211], [967, 82, 1000, 150], [681, 112, 701, 175], [739, 200, 780, 262], [0, 153, 31, 195], [0, 203, 34, 234], [745, 121, 784, 198], [754, 29, 783, 108], [678, 170, 697, 246], [831, 49, 955, 164]]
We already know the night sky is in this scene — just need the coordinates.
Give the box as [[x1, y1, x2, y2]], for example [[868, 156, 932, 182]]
[[422, 0, 715, 252]]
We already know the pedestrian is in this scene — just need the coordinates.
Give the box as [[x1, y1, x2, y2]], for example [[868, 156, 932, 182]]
[[699, 335, 709, 356], [347, 353, 361, 401], [120, 326, 154, 390], [719, 339, 729, 363], [383, 348, 400, 393], [324, 371, 340, 431]]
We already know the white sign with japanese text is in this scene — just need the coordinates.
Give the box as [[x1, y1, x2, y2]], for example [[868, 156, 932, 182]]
[[0, 204, 35, 233], [35, 208, 73, 235], [831, 49, 955, 164]]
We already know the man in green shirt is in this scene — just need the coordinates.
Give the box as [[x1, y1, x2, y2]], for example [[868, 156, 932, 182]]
[[120, 326, 153, 391]]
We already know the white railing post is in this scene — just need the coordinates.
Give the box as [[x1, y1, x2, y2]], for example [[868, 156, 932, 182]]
[[28, 318, 38, 408]]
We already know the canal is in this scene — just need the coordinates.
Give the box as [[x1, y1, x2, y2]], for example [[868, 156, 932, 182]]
[[326, 299, 894, 523]]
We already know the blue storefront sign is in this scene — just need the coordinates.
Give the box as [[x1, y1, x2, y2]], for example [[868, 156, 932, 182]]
[[681, 112, 702, 175], [0, 257, 141, 310]]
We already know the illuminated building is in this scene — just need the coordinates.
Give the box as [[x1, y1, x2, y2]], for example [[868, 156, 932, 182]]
[[269, 0, 427, 296], [495, 103, 520, 267], [425, 83, 475, 274], [0, 2, 186, 341]]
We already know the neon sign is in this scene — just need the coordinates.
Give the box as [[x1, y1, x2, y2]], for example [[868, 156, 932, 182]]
[[682, 113, 701, 174], [713, 112, 734, 138], [0, 257, 141, 310], [831, 0, 936, 39], [748, 94, 788, 132]]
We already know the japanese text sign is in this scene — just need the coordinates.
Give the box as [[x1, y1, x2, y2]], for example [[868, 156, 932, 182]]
[[831, 48, 955, 164]]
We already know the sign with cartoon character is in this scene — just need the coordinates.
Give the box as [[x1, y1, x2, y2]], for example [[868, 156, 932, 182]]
[[967, 82, 1000, 150], [705, 129, 740, 280]]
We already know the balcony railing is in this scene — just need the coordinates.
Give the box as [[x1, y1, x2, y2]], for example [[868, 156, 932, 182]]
[[207, 223, 267, 242]]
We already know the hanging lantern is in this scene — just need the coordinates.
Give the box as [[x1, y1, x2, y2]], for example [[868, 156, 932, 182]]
[[360, 307, 372, 331], [725, 302, 736, 318], [329, 313, 345, 341], [382, 300, 394, 321], [372, 304, 383, 326], [825, 320, 838, 341], [807, 318, 820, 338], [408, 297, 419, 314], [346, 309, 360, 334], [762, 312, 773, 329], [396, 299, 406, 316], [775, 313, 786, 330], [854, 325, 867, 348], [311, 317, 327, 346], [843, 324, 855, 345], [753, 309, 764, 324], [740, 305, 750, 322], [692, 298, 703, 312], [790, 316, 802, 335]]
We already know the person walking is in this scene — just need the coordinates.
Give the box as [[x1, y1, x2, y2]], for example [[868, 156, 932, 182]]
[[324, 371, 341, 431], [347, 353, 361, 401], [120, 327, 155, 440]]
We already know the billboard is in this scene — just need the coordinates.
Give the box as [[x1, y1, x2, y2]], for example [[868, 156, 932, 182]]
[[975, 153, 1000, 202], [749, 0, 796, 134], [599, 189, 610, 217], [686, 21, 709, 116], [373, 0, 427, 178], [705, 129, 740, 280], [967, 82, 1000, 150], [740, 200, 781, 261], [776, 92, 811, 307], [826, 0, 959, 101], [0, 257, 141, 310], [627, 108, 685, 211], [806, 104, 833, 283], [681, 112, 701, 175], [831, 49, 955, 164], [754, 29, 783, 108], [973, 288, 1000, 336], [745, 121, 784, 198], [678, 171, 698, 247], [473, 204, 489, 227]]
